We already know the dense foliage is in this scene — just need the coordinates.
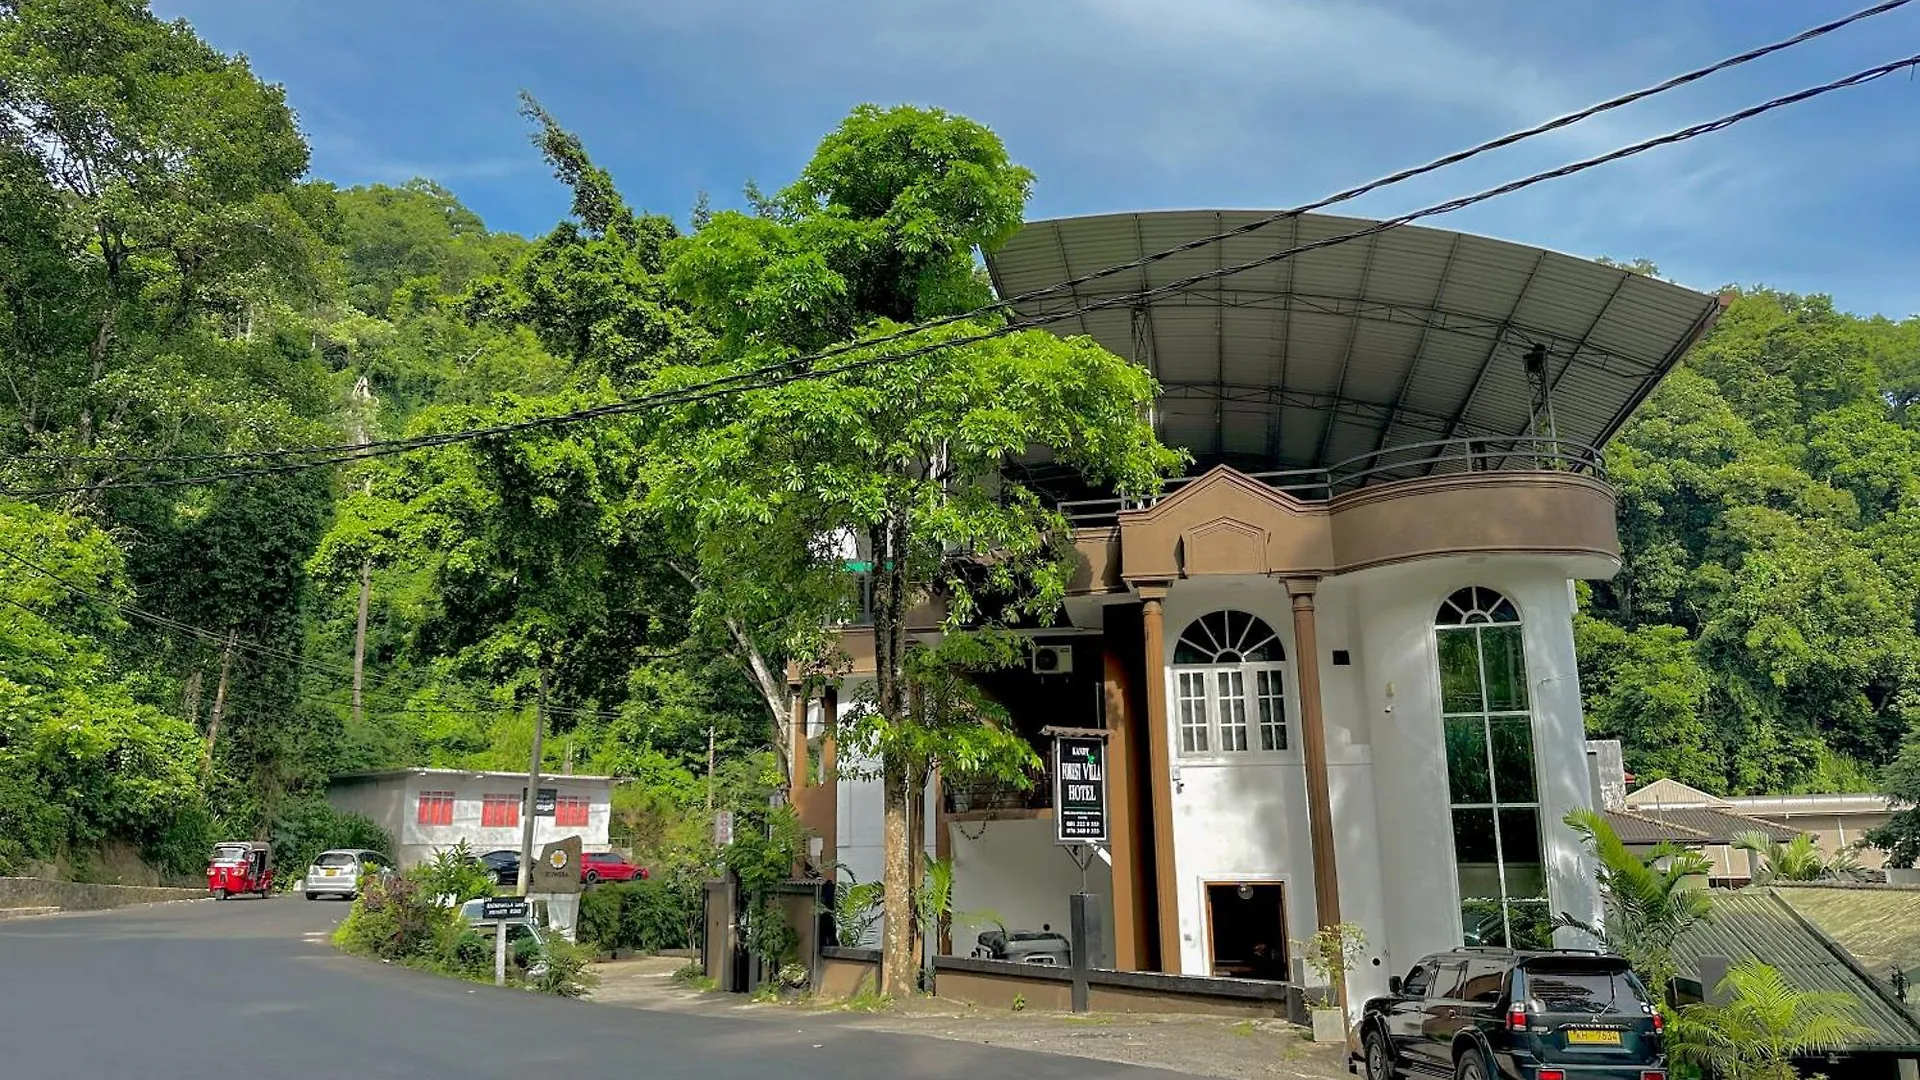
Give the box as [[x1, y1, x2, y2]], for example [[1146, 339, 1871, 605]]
[[1581, 286, 1920, 799]]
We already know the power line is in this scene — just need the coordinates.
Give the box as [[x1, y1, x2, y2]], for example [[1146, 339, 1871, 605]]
[[7, 46, 1920, 499], [22, 0, 1912, 473], [0, 543, 650, 723]]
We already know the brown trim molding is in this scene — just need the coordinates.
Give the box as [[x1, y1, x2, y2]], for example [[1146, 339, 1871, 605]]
[[1064, 467, 1618, 592]]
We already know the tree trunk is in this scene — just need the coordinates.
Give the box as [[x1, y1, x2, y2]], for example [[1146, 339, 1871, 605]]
[[182, 668, 204, 728], [871, 512, 917, 996], [670, 562, 796, 784], [881, 755, 914, 996], [351, 557, 372, 726], [203, 630, 237, 783]]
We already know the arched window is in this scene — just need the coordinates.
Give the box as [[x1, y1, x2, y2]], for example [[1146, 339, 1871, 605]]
[[1170, 611, 1288, 756], [1434, 587, 1547, 949]]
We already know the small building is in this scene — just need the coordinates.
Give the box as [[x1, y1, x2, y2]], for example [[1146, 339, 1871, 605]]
[[1598, 802, 1801, 887], [1674, 889, 1920, 1080], [1615, 775, 1892, 879], [326, 768, 615, 868], [1771, 882, 1920, 989]]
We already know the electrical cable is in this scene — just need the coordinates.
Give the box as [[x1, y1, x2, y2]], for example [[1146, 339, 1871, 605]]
[[27, 0, 1914, 472], [7, 46, 1920, 499]]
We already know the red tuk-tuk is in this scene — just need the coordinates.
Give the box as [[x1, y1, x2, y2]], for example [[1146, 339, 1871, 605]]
[[207, 841, 272, 899]]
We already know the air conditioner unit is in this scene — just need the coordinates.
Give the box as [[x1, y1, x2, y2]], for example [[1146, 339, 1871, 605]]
[[1031, 645, 1073, 676]]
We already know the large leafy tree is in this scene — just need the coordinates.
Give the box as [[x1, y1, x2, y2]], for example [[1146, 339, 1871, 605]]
[[655, 104, 1180, 993]]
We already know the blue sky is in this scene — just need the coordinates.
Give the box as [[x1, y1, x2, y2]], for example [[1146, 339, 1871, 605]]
[[154, 1, 1920, 318]]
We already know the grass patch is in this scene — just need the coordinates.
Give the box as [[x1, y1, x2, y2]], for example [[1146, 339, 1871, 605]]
[[1061, 1014, 1114, 1026], [1231, 1019, 1257, 1038]]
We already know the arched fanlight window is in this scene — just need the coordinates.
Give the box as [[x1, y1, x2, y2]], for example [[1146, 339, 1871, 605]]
[[1170, 611, 1287, 755], [1434, 586, 1520, 627], [1432, 586, 1546, 949], [1173, 610, 1285, 664]]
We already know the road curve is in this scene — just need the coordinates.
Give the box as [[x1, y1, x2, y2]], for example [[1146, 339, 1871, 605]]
[[0, 895, 1174, 1080]]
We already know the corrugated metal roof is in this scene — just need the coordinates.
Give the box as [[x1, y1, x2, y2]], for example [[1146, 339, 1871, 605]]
[[1625, 778, 1729, 809], [1774, 885, 1920, 981], [1674, 890, 1920, 1052], [1726, 794, 1896, 818], [1605, 808, 1800, 845], [984, 211, 1725, 475]]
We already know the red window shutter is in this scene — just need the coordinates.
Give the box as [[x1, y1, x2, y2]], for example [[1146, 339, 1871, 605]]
[[481, 794, 519, 828], [418, 791, 454, 826], [556, 796, 588, 828]]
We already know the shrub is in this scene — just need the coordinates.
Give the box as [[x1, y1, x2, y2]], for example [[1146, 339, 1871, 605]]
[[273, 797, 393, 891], [530, 937, 599, 998], [334, 872, 456, 962], [416, 841, 494, 903], [577, 879, 697, 953]]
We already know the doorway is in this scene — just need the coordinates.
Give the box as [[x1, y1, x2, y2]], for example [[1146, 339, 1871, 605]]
[[1205, 881, 1288, 981]]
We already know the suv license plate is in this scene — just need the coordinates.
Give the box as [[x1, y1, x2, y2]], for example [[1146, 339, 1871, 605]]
[[1567, 1030, 1622, 1046]]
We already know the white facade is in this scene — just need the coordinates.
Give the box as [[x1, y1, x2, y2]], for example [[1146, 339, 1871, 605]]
[[1150, 559, 1602, 1008], [326, 768, 615, 868]]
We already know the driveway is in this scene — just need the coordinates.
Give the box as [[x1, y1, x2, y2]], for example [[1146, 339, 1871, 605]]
[[0, 896, 1184, 1079]]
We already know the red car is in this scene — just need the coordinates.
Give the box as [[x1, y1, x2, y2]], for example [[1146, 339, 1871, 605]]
[[581, 851, 648, 884]]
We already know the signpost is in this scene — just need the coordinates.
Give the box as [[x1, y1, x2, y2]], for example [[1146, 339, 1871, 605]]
[[484, 896, 531, 986], [522, 786, 558, 817], [1053, 735, 1109, 846], [713, 809, 735, 847], [1050, 731, 1111, 1012]]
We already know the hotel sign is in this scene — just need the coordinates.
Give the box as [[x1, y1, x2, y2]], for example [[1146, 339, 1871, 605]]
[[1053, 735, 1108, 845]]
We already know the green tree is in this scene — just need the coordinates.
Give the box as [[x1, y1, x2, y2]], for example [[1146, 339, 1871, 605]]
[[1669, 961, 1867, 1080], [1733, 831, 1863, 884], [1561, 808, 1714, 994], [654, 103, 1180, 994]]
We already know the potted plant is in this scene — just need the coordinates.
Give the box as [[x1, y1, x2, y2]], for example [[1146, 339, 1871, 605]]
[[1297, 922, 1368, 1043]]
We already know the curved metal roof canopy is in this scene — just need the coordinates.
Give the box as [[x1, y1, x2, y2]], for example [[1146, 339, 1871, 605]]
[[985, 210, 1725, 474]]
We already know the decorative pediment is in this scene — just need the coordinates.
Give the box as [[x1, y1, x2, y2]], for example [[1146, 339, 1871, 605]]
[[1184, 517, 1267, 576], [1119, 466, 1334, 580]]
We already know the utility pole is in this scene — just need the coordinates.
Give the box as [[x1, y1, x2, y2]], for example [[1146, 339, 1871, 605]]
[[349, 375, 376, 728], [203, 629, 238, 783], [514, 665, 549, 897]]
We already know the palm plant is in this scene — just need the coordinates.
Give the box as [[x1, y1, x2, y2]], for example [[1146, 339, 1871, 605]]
[[1735, 831, 1865, 884], [1561, 808, 1715, 994], [1668, 960, 1867, 1080]]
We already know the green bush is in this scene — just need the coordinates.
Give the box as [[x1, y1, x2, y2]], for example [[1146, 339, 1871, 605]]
[[416, 841, 494, 903], [577, 879, 697, 953], [333, 872, 456, 962], [273, 797, 393, 891], [531, 937, 599, 998]]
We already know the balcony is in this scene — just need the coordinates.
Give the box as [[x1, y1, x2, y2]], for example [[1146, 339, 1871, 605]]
[[1058, 436, 1605, 529]]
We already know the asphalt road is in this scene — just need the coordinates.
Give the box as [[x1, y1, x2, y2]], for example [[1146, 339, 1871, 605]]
[[0, 896, 1176, 1080]]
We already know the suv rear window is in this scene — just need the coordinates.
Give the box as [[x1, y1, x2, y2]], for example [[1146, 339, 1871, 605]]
[[1523, 968, 1646, 1014]]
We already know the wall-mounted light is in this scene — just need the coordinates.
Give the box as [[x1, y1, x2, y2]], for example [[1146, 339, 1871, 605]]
[[1237, 883, 1256, 901]]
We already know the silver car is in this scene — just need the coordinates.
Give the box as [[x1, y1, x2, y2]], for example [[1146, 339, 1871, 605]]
[[303, 848, 392, 900]]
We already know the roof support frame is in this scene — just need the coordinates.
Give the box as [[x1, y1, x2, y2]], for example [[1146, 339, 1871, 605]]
[[1442, 249, 1551, 444], [1050, 222, 1093, 338], [1377, 232, 1463, 452], [1317, 232, 1383, 466], [1519, 270, 1631, 443], [1017, 288, 1662, 379], [1214, 212, 1227, 460], [1268, 214, 1300, 466]]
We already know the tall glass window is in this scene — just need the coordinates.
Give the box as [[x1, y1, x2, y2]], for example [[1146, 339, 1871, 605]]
[[1170, 611, 1289, 756], [1435, 587, 1548, 949]]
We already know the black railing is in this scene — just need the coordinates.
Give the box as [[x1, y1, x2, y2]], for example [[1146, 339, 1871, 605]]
[[1058, 436, 1605, 529]]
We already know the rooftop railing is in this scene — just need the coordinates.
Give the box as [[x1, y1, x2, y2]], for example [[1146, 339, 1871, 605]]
[[1058, 436, 1605, 530]]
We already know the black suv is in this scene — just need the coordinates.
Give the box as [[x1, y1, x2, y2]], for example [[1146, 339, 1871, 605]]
[[1351, 948, 1665, 1080]]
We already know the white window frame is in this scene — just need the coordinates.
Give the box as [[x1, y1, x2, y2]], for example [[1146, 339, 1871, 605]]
[[1168, 660, 1293, 762]]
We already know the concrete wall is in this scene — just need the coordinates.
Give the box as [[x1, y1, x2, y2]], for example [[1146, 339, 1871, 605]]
[[326, 774, 613, 868], [0, 877, 203, 911], [946, 817, 1113, 960]]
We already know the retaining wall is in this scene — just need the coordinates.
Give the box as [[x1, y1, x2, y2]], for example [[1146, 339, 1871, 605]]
[[0, 877, 204, 911], [814, 948, 1292, 1018]]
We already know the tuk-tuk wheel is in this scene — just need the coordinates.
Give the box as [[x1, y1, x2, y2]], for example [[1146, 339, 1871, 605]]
[[213, 888, 227, 901]]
